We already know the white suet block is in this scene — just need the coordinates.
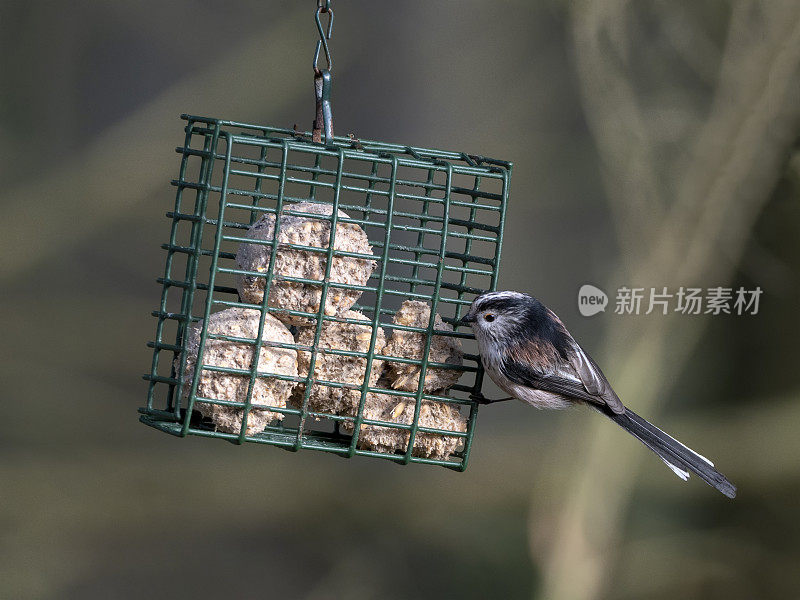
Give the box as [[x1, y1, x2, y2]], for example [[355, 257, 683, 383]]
[[179, 307, 297, 435], [236, 201, 375, 325], [384, 300, 464, 392], [345, 383, 467, 460], [293, 310, 386, 417]]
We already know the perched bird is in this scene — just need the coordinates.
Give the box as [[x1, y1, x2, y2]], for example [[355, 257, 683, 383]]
[[460, 291, 736, 498]]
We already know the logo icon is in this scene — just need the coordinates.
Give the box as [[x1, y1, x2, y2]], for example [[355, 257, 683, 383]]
[[578, 284, 608, 317]]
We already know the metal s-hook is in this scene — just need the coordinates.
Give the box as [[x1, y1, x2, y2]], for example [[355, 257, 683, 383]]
[[313, 1, 333, 74]]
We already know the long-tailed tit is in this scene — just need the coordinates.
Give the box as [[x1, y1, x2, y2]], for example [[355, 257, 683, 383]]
[[460, 291, 736, 498]]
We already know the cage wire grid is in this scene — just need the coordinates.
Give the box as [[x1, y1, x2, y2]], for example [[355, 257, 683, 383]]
[[139, 114, 512, 471]]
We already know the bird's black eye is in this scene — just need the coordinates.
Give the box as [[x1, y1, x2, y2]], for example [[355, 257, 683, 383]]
[[483, 313, 495, 322]]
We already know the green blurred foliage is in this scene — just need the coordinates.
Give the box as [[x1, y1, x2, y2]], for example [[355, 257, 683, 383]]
[[1, 1, 798, 599]]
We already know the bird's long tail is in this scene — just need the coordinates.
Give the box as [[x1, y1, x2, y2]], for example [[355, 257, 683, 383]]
[[599, 405, 737, 498]]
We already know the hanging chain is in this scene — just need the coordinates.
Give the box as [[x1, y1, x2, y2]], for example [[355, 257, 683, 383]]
[[312, 0, 334, 144], [313, 0, 333, 74]]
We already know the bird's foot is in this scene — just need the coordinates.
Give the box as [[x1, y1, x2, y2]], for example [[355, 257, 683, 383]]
[[470, 392, 514, 405]]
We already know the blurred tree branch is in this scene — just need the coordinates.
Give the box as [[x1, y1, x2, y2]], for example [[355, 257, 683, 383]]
[[568, 0, 667, 260], [0, 4, 320, 281], [535, 2, 800, 599]]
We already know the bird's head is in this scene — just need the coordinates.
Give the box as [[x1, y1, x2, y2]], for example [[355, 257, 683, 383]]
[[460, 290, 573, 367], [459, 291, 537, 344]]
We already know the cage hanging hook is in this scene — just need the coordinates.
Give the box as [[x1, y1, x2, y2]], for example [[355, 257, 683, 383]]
[[313, 69, 333, 144], [312, 1, 334, 145]]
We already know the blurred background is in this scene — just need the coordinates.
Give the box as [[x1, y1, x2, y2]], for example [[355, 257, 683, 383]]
[[2, 1, 799, 598]]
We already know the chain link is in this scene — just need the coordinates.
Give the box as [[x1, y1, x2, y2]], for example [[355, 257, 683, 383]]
[[313, 1, 333, 74]]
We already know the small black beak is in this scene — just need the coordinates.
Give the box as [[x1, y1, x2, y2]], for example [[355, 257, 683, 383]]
[[458, 313, 476, 325]]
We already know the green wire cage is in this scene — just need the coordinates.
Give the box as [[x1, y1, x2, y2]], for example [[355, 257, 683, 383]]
[[139, 114, 512, 471]]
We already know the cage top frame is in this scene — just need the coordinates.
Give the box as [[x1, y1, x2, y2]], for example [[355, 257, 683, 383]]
[[181, 114, 514, 175], [140, 114, 513, 471]]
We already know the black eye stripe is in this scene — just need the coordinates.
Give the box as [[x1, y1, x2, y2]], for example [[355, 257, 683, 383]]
[[476, 298, 515, 313]]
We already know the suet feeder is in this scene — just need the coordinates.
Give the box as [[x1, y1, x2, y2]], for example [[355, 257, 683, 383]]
[[139, 2, 512, 471]]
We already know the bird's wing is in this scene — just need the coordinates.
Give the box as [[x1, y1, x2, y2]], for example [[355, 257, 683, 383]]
[[569, 344, 605, 395], [544, 308, 626, 414], [567, 343, 625, 414], [501, 357, 607, 407]]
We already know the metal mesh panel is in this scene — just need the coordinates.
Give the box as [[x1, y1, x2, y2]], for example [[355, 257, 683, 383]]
[[139, 114, 512, 471]]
